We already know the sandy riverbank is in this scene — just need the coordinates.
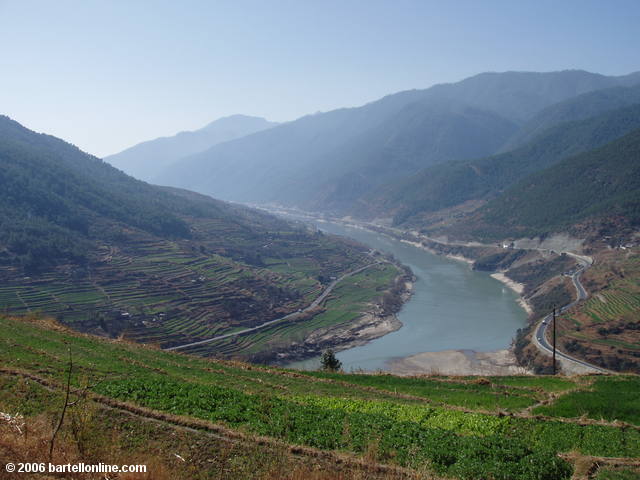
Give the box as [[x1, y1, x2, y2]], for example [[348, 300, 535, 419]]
[[272, 312, 404, 365], [490, 272, 533, 315], [387, 349, 532, 376], [400, 239, 475, 264], [321, 313, 404, 352], [445, 253, 474, 264], [271, 274, 414, 365]]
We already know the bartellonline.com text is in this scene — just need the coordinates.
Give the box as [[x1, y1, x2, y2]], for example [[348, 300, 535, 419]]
[[4, 462, 147, 474]]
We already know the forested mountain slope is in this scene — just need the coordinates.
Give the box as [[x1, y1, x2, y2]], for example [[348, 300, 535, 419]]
[[468, 128, 640, 239], [0, 115, 302, 270], [355, 103, 640, 225], [0, 115, 192, 269], [502, 83, 640, 151], [0, 116, 394, 357]]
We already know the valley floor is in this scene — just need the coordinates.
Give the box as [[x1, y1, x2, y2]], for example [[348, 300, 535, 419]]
[[261, 206, 640, 376]]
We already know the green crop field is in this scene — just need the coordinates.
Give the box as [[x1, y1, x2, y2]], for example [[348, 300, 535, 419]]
[[583, 287, 640, 324], [533, 375, 640, 424], [1, 314, 639, 480], [295, 370, 552, 411], [577, 253, 640, 328], [183, 263, 401, 358]]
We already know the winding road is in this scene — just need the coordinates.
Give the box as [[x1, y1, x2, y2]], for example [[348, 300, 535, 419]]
[[532, 253, 611, 374], [263, 207, 613, 374], [165, 261, 380, 352]]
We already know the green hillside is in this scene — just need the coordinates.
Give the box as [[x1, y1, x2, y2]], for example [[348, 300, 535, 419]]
[[0, 115, 192, 269], [0, 116, 398, 358], [472, 128, 640, 239], [354, 103, 640, 226], [1, 314, 639, 480], [0, 115, 293, 270]]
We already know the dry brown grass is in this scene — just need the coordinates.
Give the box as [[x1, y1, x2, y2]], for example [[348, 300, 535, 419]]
[[560, 451, 640, 480], [0, 411, 172, 480], [0, 371, 421, 480]]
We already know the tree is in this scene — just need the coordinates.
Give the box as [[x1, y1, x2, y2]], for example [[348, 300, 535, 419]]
[[320, 349, 342, 372]]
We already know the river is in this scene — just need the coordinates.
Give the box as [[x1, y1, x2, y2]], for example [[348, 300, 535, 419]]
[[285, 220, 527, 372]]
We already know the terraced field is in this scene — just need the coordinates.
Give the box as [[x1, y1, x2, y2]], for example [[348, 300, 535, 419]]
[[556, 249, 640, 372], [182, 262, 401, 359], [582, 287, 640, 324], [1, 314, 639, 480], [0, 217, 386, 359]]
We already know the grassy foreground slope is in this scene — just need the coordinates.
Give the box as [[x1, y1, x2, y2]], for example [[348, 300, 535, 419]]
[[1, 315, 639, 480]]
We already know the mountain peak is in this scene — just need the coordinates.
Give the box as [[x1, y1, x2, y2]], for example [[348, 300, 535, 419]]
[[105, 114, 278, 181], [201, 114, 275, 131]]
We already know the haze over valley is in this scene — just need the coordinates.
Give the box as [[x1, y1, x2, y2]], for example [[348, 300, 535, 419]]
[[101, 66, 640, 374], [105, 114, 278, 182]]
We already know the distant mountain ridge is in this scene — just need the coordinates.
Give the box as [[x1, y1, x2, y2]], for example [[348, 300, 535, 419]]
[[401, 69, 640, 121], [502, 83, 640, 151], [105, 114, 277, 182], [150, 70, 640, 213]]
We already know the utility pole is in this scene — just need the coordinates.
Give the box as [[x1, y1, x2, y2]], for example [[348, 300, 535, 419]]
[[552, 306, 557, 375]]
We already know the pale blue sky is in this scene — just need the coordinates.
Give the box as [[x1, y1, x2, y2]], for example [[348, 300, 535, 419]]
[[0, 0, 638, 156]]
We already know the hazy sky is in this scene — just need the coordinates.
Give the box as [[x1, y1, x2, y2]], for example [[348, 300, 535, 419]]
[[1, 0, 638, 157]]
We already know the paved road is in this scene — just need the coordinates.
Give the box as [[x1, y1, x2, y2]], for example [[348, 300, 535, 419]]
[[165, 261, 379, 352], [532, 255, 611, 374]]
